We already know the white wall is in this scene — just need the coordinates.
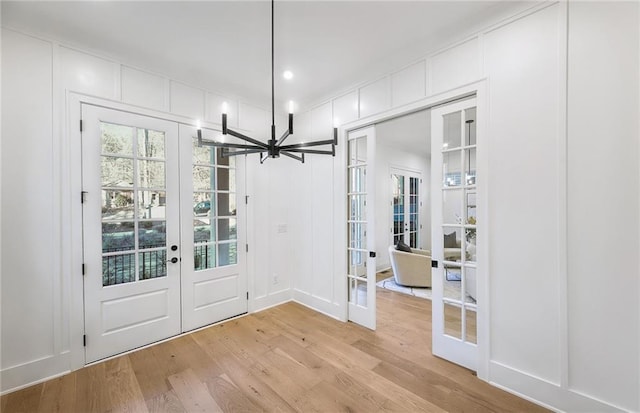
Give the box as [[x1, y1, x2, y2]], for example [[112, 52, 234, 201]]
[[0, 27, 280, 393], [290, 2, 640, 412]]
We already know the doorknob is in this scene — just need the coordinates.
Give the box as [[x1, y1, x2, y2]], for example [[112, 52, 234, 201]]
[[167, 257, 178, 264], [171, 245, 178, 251]]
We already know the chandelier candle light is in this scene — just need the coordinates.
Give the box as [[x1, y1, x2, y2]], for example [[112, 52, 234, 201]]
[[196, 0, 338, 164]]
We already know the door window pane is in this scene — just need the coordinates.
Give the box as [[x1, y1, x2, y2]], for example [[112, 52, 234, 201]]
[[102, 253, 136, 286], [194, 218, 215, 243], [443, 190, 463, 226], [102, 157, 134, 188], [217, 218, 237, 241], [138, 221, 166, 249], [218, 242, 237, 266], [464, 108, 477, 146], [139, 249, 167, 280], [444, 302, 462, 340], [138, 160, 165, 188], [194, 244, 216, 270], [138, 191, 166, 219], [443, 111, 462, 150], [102, 222, 135, 253], [102, 190, 135, 220], [348, 250, 366, 277], [193, 166, 215, 191], [101, 123, 133, 156], [137, 129, 165, 159]]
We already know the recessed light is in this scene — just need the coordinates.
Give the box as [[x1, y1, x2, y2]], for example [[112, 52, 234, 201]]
[[283, 70, 293, 80]]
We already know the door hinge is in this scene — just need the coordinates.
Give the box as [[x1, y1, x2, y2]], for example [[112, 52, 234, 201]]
[[246, 292, 249, 300], [83, 335, 87, 347], [245, 195, 249, 205], [80, 119, 83, 132], [245, 244, 249, 253], [81, 191, 88, 203], [82, 263, 86, 275], [431, 260, 438, 268]]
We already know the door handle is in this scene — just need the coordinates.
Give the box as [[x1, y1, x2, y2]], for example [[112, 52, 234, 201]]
[[171, 245, 178, 251], [167, 257, 179, 264]]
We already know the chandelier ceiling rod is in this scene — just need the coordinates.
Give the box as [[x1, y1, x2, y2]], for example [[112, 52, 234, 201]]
[[196, 0, 338, 164]]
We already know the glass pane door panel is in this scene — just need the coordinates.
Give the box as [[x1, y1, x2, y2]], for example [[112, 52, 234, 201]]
[[101, 157, 134, 187], [443, 190, 463, 226], [465, 309, 477, 344], [138, 221, 166, 249], [102, 222, 135, 252], [348, 250, 366, 277], [102, 190, 135, 220], [348, 279, 368, 307], [138, 191, 166, 219], [101, 123, 133, 155], [464, 107, 477, 146], [138, 160, 165, 188], [444, 303, 462, 339], [217, 218, 237, 241], [348, 138, 367, 165], [139, 250, 167, 280], [217, 193, 236, 216], [194, 244, 216, 270], [194, 219, 215, 242], [464, 228, 477, 263], [350, 167, 366, 193], [137, 128, 165, 158], [465, 148, 477, 186], [193, 193, 213, 217], [349, 195, 366, 220], [443, 226, 463, 263], [443, 151, 462, 188], [444, 265, 463, 301], [443, 111, 462, 150], [218, 242, 237, 266], [349, 223, 367, 249], [102, 254, 135, 286]]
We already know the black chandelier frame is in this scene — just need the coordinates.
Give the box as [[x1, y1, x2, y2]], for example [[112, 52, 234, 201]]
[[197, 0, 337, 164]]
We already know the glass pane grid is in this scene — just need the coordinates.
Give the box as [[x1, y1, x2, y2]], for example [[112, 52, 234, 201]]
[[193, 146, 237, 271], [101, 123, 167, 287]]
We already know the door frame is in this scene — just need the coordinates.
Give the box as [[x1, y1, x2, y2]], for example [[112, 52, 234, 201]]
[[67, 93, 251, 370], [333, 81, 489, 379], [389, 166, 423, 250]]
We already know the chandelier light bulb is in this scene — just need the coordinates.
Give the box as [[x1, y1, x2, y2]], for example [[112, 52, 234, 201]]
[[221, 102, 228, 115], [289, 101, 295, 114]]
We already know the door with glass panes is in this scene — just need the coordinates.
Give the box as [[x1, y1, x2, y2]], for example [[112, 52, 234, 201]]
[[430, 98, 478, 371], [391, 168, 421, 248], [81, 105, 246, 363]]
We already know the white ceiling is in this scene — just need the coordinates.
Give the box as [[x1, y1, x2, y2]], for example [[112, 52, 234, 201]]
[[2, 1, 531, 110]]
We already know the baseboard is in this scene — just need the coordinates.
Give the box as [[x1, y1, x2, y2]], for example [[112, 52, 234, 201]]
[[489, 361, 626, 412], [250, 289, 292, 313], [292, 289, 345, 321], [1, 352, 71, 395]]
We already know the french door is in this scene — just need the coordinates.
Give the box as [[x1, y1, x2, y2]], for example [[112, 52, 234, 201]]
[[390, 168, 421, 248], [431, 98, 478, 370], [346, 126, 376, 330], [82, 105, 246, 363]]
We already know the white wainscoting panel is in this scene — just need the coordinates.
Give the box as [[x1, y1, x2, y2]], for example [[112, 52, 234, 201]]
[[359, 77, 390, 118], [483, 4, 561, 384], [121, 66, 167, 111], [431, 38, 480, 94], [170, 81, 205, 120], [311, 102, 333, 141], [391, 60, 427, 107], [60, 46, 118, 99], [333, 91, 359, 126]]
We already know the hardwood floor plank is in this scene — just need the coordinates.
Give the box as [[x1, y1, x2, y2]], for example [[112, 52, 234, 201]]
[[144, 390, 187, 413], [0, 291, 550, 413], [167, 368, 223, 413], [36, 372, 76, 413], [205, 373, 263, 412], [2, 383, 43, 413]]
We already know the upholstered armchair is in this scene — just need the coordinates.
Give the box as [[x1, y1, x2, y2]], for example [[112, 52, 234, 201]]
[[388, 245, 432, 288]]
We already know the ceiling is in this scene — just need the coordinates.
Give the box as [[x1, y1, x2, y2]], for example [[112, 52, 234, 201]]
[[2, 1, 531, 111]]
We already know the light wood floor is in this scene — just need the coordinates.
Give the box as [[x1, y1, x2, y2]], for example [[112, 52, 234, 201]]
[[1, 289, 548, 412]]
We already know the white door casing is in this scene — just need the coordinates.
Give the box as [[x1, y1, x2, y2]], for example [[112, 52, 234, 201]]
[[346, 126, 376, 330], [431, 98, 478, 371]]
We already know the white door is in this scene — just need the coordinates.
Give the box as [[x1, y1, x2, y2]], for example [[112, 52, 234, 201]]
[[390, 168, 421, 248], [346, 127, 376, 329], [179, 124, 247, 332], [431, 98, 478, 370], [82, 105, 181, 362], [82, 106, 248, 362]]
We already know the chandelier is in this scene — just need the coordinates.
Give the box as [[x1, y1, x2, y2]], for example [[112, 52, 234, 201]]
[[197, 0, 337, 163]]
